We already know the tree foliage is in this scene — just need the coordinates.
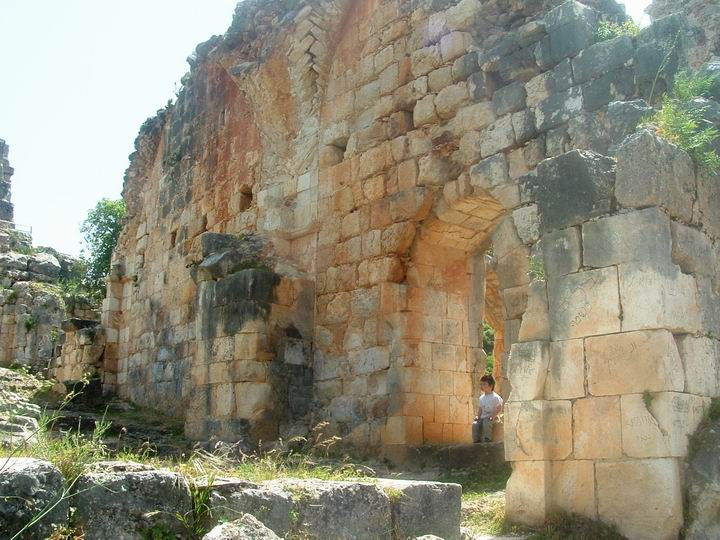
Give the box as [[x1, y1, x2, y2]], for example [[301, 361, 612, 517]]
[[80, 198, 126, 297]]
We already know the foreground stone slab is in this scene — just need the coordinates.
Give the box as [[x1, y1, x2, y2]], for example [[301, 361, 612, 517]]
[[377, 479, 462, 540], [203, 514, 281, 540], [596, 458, 683, 540], [268, 479, 393, 540], [0, 458, 68, 540], [74, 461, 192, 539], [505, 461, 548, 526]]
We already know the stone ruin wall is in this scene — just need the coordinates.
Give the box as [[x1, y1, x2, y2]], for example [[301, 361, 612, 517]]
[[90, 0, 720, 537]]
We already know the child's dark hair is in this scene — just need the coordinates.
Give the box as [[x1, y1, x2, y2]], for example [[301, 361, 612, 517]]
[[480, 374, 495, 390]]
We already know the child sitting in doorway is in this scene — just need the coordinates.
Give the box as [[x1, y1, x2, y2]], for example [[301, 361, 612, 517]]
[[472, 374, 503, 443]]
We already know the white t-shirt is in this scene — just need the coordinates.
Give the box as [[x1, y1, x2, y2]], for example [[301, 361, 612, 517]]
[[479, 392, 503, 419]]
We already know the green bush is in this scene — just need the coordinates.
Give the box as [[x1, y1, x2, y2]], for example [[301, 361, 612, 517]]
[[594, 20, 640, 42], [646, 72, 720, 174], [80, 198, 127, 298]]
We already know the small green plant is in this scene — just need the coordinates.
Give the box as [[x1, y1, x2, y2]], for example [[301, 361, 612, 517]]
[[6, 289, 17, 304], [528, 255, 546, 282], [140, 523, 176, 540], [708, 398, 720, 420], [383, 486, 405, 503], [645, 72, 720, 174], [594, 19, 640, 42], [642, 390, 654, 410], [24, 315, 37, 332]]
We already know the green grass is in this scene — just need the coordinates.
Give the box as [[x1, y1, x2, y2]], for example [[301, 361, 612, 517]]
[[527, 513, 626, 540], [594, 19, 640, 42], [645, 72, 720, 174]]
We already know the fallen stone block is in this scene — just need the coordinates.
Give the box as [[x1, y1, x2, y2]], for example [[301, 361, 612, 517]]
[[0, 458, 68, 539], [73, 461, 192, 539]]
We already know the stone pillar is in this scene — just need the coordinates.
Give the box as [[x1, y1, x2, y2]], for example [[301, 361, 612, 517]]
[[0, 139, 14, 224], [504, 134, 720, 540]]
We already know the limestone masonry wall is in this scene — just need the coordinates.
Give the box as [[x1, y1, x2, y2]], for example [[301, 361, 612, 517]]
[[95, 0, 720, 537]]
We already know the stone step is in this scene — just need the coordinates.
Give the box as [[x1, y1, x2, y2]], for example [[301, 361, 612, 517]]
[[394, 442, 506, 470]]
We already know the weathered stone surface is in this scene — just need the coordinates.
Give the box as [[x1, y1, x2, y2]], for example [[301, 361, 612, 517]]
[[506, 341, 549, 402], [492, 83, 526, 116], [675, 335, 720, 397], [203, 514, 281, 540], [28, 252, 61, 278], [618, 262, 701, 334], [545, 339, 584, 400], [530, 150, 615, 233], [573, 396, 622, 459], [582, 207, 672, 268], [209, 480, 294, 536], [377, 479, 461, 540], [535, 86, 583, 132], [74, 461, 192, 538], [616, 129, 696, 222], [0, 458, 68, 539], [480, 115, 515, 157], [685, 417, 720, 540], [518, 281, 549, 342], [605, 100, 654, 154], [572, 36, 634, 84], [541, 227, 581, 277], [548, 460, 596, 519], [544, 0, 597, 32], [0, 252, 28, 271], [596, 458, 683, 540], [275, 479, 391, 540], [582, 67, 635, 112], [504, 400, 572, 461], [547, 267, 620, 340], [621, 392, 709, 458], [585, 330, 685, 396], [505, 461, 549, 526], [670, 221, 714, 276], [469, 154, 510, 192]]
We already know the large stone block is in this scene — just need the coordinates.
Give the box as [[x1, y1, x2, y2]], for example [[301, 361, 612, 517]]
[[670, 221, 714, 277], [504, 400, 572, 461], [531, 150, 615, 233], [74, 462, 192, 538], [621, 392, 709, 458], [493, 83, 527, 116], [605, 99, 653, 154], [582, 207, 672, 268], [616, 129, 696, 222], [618, 262, 701, 333], [480, 115, 516, 157], [547, 266, 620, 340], [0, 458, 69, 539], [675, 335, 720, 397], [505, 461, 549, 526], [517, 281, 549, 342], [541, 227, 581, 277], [535, 86, 583, 132], [585, 330, 685, 396], [544, 0, 598, 32], [573, 396, 622, 459], [596, 458, 683, 540], [571, 36, 634, 84], [548, 460, 596, 519], [545, 339, 584, 400], [549, 20, 595, 64], [506, 341, 549, 401]]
